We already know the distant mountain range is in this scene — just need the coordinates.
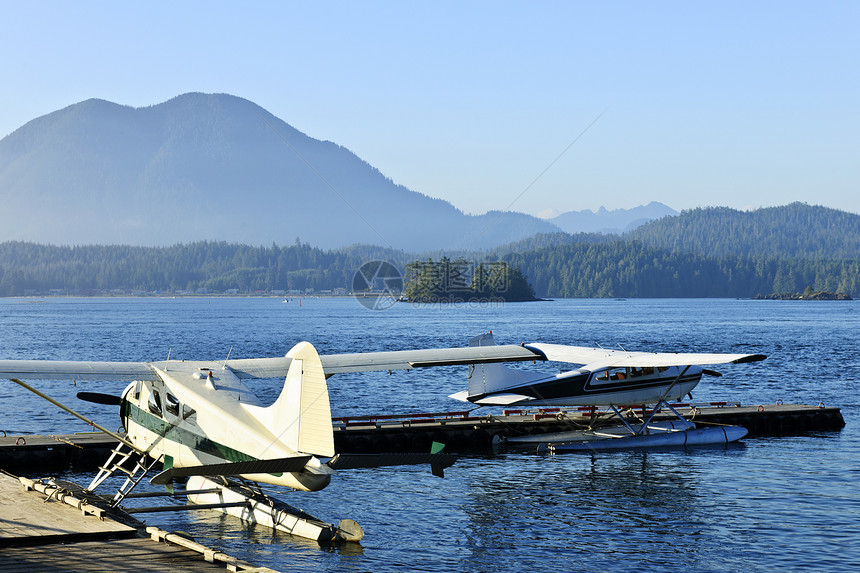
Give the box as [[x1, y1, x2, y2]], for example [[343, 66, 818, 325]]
[[549, 201, 677, 234], [4, 92, 851, 261], [0, 203, 857, 297], [0, 93, 684, 251], [0, 93, 574, 251]]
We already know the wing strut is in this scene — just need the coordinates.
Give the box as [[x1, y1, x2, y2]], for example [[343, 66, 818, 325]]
[[8, 378, 136, 450]]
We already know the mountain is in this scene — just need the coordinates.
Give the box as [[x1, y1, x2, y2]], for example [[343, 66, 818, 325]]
[[0, 93, 560, 251], [549, 201, 677, 234], [626, 203, 860, 259]]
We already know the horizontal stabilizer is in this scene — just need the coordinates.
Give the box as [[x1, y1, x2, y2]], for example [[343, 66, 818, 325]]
[[448, 390, 470, 402], [473, 393, 534, 406], [327, 452, 457, 477], [150, 455, 312, 485], [449, 390, 534, 405]]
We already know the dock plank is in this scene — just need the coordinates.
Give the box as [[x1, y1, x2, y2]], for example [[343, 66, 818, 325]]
[[0, 537, 257, 572], [0, 472, 136, 545], [0, 472, 280, 571]]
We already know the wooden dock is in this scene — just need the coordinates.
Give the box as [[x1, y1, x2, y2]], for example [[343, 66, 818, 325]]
[[0, 472, 280, 572]]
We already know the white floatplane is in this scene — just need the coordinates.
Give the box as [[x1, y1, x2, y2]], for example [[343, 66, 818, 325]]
[[0, 338, 545, 541], [449, 333, 765, 451]]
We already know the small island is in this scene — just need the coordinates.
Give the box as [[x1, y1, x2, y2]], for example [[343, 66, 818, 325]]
[[754, 288, 852, 301], [403, 258, 539, 303]]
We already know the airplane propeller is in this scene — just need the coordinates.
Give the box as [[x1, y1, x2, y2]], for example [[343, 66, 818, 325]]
[[701, 369, 723, 377], [76, 391, 123, 405]]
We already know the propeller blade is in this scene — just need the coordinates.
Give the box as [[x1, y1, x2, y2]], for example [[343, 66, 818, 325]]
[[702, 369, 723, 377], [77, 391, 123, 405]]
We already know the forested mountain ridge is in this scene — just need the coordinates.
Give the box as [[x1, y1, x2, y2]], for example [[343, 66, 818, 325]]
[[0, 93, 560, 251], [2, 227, 858, 298], [496, 203, 860, 298], [502, 240, 858, 299], [626, 203, 860, 259]]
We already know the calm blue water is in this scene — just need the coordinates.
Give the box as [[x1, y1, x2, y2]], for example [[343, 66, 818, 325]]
[[1, 297, 858, 572]]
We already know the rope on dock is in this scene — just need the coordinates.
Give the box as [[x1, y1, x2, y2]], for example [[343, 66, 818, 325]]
[[18, 476, 105, 519], [146, 526, 277, 571]]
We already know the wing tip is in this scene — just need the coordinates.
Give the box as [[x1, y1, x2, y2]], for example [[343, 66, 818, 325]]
[[732, 353, 767, 364]]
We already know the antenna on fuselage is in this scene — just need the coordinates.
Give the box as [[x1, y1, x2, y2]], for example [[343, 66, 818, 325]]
[[223, 345, 233, 369], [166, 348, 171, 371]]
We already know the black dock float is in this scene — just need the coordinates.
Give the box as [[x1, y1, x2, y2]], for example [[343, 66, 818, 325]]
[[0, 432, 117, 473], [0, 403, 846, 472]]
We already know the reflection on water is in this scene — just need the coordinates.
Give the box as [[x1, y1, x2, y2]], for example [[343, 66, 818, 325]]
[[461, 451, 713, 569], [2, 297, 859, 571]]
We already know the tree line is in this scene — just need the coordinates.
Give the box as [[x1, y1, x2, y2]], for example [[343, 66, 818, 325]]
[[502, 241, 859, 298], [626, 203, 860, 259], [0, 238, 856, 298], [0, 241, 408, 295]]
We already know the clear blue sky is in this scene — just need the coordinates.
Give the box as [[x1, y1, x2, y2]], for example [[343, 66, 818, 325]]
[[2, 1, 858, 217]]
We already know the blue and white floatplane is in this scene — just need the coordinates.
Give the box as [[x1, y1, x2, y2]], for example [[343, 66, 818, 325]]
[[450, 333, 763, 451]]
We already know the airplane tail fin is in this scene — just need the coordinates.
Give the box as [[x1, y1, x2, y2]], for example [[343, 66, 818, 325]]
[[464, 332, 545, 399], [260, 341, 334, 458]]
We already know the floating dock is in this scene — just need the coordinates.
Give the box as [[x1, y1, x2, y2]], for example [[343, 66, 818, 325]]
[[0, 432, 114, 472], [331, 402, 845, 453], [0, 471, 280, 572], [0, 403, 845, 471]]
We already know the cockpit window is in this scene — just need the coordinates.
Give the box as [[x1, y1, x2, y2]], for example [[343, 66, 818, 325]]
[[608, 367, 627, 380], [148, 389, 163, 417], [165, 393, 180, 417], [182, 405, 197, 422]]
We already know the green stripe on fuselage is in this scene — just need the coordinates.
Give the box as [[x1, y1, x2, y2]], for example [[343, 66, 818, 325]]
[[123, 400, 258, 464]]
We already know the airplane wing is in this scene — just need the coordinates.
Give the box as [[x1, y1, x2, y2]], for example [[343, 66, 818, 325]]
[[526, 343, 766, 369], [319, 344, 544, 374], [0, 360, 157, 381], [0, 345, 544, 383], [0, 357, 298, 382], [219, 345, 545, 379]]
